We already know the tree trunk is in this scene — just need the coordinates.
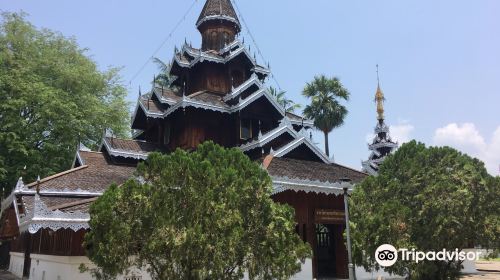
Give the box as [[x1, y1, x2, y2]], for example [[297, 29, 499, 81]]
[[323, 130, 330, 157]]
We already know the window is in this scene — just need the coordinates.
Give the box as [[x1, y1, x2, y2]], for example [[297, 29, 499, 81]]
[[240, 119, 252, 140], [316, 224, 330, 247]]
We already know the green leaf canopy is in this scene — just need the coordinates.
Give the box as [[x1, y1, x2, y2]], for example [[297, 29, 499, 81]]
[[84, 142, 311, 280], [0, 13, 130, 192], [350, 141, 500, 280]]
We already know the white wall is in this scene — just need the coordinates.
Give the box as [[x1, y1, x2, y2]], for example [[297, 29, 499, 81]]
[[291, 258, 313, 280], [22, 254, 151, 280], [8, 252, 24, 278], [355, 265, 405, 280]]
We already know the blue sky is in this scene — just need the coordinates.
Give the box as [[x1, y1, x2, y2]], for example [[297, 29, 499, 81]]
[[2, 0, 499, 174]]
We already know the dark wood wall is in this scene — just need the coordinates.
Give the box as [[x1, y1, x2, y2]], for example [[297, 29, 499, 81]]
[[168, 109, 239, 150], [0, 208, 19, 240], [272, 191, 348, 279], [199, 22, 236, 51], [11, 229, 86, 256]]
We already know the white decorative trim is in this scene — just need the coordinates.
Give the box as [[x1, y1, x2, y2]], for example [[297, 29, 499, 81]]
[[1, 177, 24, 213], [287, 116, 314, 128], [102, 138, 149, 160], [19, 194, 90, 234], [137, 87, 286, 121], [196, 15, 241, 30], [220, 40, 240, 54], [75, 150, 85, 166], [361, 161, 378, 176], [368, 141, 398, 150], [375, 123, 390, 134], [173, 43, 264, 74], [239, 121, 296, 152], [273, 136, 332, 164], [14, 189, 103, 197], [152, 88, 179, 105], [272, 176, 354, 196], [223, 73, 261, 102], [252, 65, 271, 75]]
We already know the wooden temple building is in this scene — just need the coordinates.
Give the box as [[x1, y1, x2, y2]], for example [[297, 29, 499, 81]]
[[0, 0, 367, 279]]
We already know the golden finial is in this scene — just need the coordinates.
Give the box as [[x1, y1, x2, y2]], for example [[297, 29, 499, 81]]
[[375, 65, 385, 121]]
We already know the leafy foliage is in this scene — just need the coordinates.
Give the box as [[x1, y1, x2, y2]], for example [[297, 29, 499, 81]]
[[0, 12, 130, 192], [152, 57, 175, 89], [350, 141, 500, 280], [268, 86, 300, 113], [84, 142, 311, 280], [302, 75, 350, 157]]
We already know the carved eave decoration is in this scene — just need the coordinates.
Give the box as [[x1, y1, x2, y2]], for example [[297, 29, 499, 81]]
[[18, 193, 90, 234], [196, 14, 241, 31], [239, 121, 297, 152], [102, 137, 150, 160], [269, 127, 332, 164], [223, 73, 262, 102], [368, 141, 398, 151], [172, 40, 268, 76], [272, 176, 354, 196], [135, 87, 286, 120]]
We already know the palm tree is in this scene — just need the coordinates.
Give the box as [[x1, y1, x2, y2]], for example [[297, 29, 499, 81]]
[[302, 75, 350, 157], [152, 57, 174, 88], [268, 86, 301, 113]]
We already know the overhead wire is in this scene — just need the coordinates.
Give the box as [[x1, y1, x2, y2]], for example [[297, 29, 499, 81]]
[[231, 0, 283, 91], [129, 0, 199, 85]]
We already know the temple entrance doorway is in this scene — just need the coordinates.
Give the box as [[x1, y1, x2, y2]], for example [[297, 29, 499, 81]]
[[315, 224, 337, 278]]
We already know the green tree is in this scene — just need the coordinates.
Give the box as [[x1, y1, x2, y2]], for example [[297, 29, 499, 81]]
[[302, 75, 350, 157], [268, 86, 301, 113], [152, 57, 174, 88], [0, 12, 130, 192], [84, 142, 311, 280], [350, 141, 500, 280]]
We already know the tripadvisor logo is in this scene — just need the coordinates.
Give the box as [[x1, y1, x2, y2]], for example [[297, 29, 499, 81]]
[[375, 244, 482, 267]]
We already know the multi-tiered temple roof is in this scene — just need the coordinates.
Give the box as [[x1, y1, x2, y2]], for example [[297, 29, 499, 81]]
[[362, 81, 398, 175]]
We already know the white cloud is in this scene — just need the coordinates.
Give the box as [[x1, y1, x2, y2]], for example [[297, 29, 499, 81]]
[[390, 123, 415, 144], [433, 123, 500, 175]]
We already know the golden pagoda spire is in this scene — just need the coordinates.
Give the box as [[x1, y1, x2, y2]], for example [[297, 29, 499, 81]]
[[375, 65, 385, 121]]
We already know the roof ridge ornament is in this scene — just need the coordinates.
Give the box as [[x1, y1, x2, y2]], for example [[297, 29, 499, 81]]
[[279, 117, 292, 128], [15, 177, 24, 191], [36, 175, 41, 194]]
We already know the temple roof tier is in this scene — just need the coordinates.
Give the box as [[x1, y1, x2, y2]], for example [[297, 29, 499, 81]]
[[196, 0, 241, 32], [171, 41, 269, 78]]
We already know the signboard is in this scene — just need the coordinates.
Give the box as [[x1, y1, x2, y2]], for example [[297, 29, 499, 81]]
[[315, 209, 345, 224]]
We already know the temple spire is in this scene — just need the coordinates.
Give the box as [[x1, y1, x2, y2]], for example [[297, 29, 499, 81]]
[[375, 65, 385, 122], [362, 65, 398, 175], [197, 0, 241, 50]]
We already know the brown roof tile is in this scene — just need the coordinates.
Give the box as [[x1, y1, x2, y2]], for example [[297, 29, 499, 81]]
[[189, 91, 228, 107], [25, 151, 136, 193], [197, 0, 240, 28], [266, 157, 367, 184], [140, 97, 164, 114], [105, 138, 164, 154], [155, 87, 182, 102]]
